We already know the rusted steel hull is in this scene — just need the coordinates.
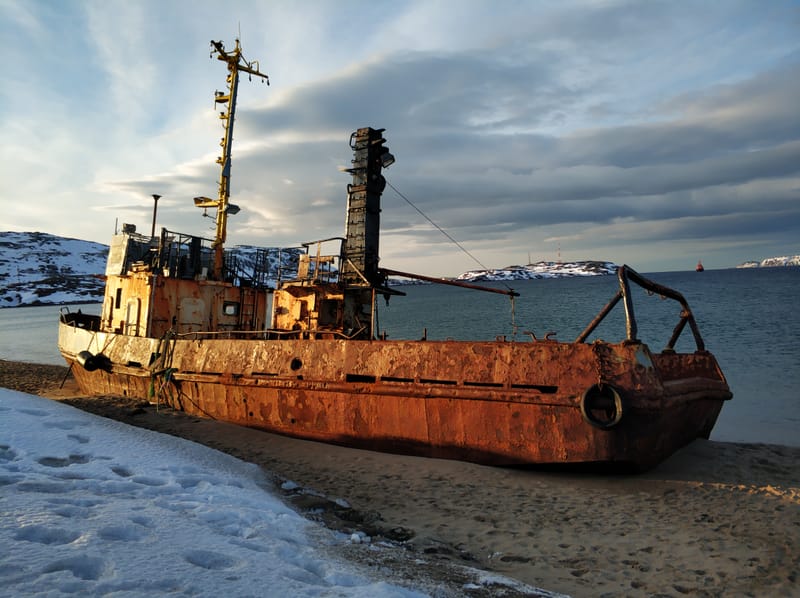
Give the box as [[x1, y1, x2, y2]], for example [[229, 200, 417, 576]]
[[59, 320, 731, 470]]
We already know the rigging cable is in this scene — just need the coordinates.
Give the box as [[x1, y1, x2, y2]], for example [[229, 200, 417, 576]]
[[385, 179, 518, 335]]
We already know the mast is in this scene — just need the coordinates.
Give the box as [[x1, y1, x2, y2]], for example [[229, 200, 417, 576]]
[[205, 39, 269, 279]]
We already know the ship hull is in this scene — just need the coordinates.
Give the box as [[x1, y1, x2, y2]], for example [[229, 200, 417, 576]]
[[59, 320, 730, 471]]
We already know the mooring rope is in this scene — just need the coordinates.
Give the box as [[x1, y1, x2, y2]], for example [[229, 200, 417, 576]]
[[149, 330, 178, 409]]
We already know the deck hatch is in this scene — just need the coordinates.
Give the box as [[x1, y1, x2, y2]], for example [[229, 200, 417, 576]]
[[346, 374, 377, 383]]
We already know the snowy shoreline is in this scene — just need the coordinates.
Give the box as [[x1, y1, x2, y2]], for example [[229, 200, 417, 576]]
[[0, 389, 552, 597]]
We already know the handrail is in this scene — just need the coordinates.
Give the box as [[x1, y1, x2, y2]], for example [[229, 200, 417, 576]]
[[575, 265, 706, 352]]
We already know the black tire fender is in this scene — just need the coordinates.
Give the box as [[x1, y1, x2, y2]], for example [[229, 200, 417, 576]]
[[580, 383, 624, 429]]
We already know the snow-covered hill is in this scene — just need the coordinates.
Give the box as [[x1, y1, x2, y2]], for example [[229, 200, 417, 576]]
[[737, 255, 800, 268], [224, 244, 302, 287], [0, 232, 302, 308], [457, 260, 617, 282], [0, 232, 109, 307]]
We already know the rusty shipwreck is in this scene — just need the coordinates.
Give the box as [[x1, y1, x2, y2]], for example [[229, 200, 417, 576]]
[[58, 39, 731, 471]]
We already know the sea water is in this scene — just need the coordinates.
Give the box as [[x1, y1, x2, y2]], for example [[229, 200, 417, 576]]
[[0, 303, 100, 366], [1, 268, 797, 446]]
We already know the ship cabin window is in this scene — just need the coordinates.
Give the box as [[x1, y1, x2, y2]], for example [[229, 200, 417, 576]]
[[222, 302, 239, 316], [115, 288, 122, 309], [319, 299, 340, 327]]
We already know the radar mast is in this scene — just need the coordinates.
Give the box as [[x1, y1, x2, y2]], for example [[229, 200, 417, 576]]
[[199, 39, 269, 279]]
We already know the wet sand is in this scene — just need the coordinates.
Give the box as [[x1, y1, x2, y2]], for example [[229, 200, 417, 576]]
[[2, 359, 798, 597]]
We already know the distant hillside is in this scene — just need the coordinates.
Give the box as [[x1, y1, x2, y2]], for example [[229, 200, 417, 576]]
[[457, 260, 618, 282], [737, 255, 800, 268], [0, 232, 108, 307], [0, 232, 301, 308]]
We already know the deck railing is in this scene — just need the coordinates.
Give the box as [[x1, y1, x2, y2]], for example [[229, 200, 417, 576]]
[[575, 265, 706, 352]]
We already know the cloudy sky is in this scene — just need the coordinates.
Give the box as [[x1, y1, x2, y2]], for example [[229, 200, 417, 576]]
[[1, 0, 798, 275]]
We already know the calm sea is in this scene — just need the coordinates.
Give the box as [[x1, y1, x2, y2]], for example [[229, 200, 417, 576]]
[[1, 268, 797, 446]]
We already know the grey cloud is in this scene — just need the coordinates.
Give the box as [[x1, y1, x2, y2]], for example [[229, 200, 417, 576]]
[[117, 21, 800, 268]]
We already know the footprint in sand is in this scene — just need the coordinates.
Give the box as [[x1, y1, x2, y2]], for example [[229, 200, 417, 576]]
[[230, 538, 271, 553], [47, 496, 104, 519], [131, 475, 168, 487], [499, 555, 532, 564], [97, 524, 149, 542], [129, 515, 153, 527], [37, 454, 91, 468], [14, 524, 81, 545], [47, 498, 104, 519], [0, 445, 18, 462], [16, 480, 69, 494], [41, 555, 109, 581], [48, 496, 104, 508], [111, 465, 134, 478], [18, 408, 49, 417], [0, 474, 23, 487], [183, 549, 241, 570], [176, 475, 209, 489], [51, 504, 92, 519]]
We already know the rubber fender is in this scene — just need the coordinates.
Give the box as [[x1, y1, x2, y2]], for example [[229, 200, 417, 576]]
[[76, 350, 98, 372], [580, 383, 623, 429]]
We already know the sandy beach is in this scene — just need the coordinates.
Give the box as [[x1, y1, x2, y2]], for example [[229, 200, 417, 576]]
[[2, 359, 798, 597]]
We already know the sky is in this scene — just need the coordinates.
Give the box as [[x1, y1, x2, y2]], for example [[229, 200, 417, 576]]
[[1, 0, 798, 275], [0, 389, 549, 596]]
